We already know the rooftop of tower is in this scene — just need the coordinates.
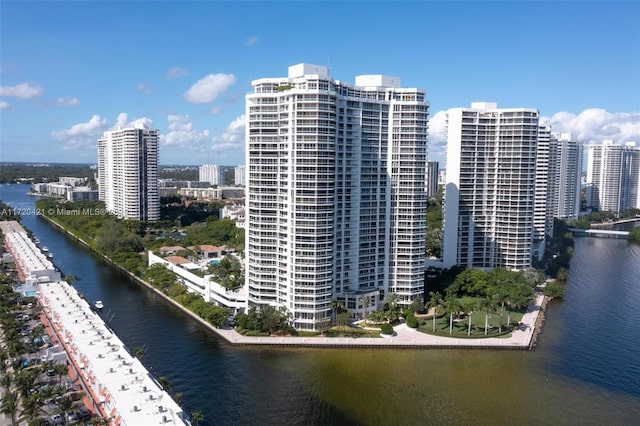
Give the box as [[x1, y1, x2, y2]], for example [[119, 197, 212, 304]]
[[252, 63, 405, 89]]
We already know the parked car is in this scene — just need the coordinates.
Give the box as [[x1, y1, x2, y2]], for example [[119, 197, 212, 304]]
[[78, 406, 91, 420], [49, 414, 64, 425], [66, 411, 81, 424]]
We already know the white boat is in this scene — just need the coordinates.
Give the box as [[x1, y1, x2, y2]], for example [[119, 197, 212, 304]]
[[42, 246, 49, 253], [94, 300, 104, 310], [48, 253, 53, 259]]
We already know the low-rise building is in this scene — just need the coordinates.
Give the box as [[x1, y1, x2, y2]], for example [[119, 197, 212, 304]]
[[148, 251, 246, 314], [38, 281, 188, 426]]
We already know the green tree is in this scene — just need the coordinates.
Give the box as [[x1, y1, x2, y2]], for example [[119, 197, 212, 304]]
[[427, 291, 442, 333], [337, 311, 350, 335], [380, 323, 393, 335], [443, 292, 460, 335], [405, 312, 418, 329], [480, 296, 496, 335], [544, 281, 565, 298], [157, 376, 172, 393], [556, 267, 568, 280], [19, 393, 47, 424], [425, 186, 443, 257], [191, 410, 204, 426], [462, 299, 476, 336], [53, 362, 68, 386], [383, 292, 401, 321], [330, 300, 344, 326], [0, 390, 19, 426], [359, 295, 372, 321], [409, 296, 424, 314], [132, 346, 145, 359], [54, 395, 77, 425]]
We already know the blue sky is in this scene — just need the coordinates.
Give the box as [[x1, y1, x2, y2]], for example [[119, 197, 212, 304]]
[[1, 1, 639, 166]]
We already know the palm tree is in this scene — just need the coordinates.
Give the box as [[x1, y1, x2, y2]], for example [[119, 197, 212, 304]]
[[359, 295, 372, 321], [132, 346, 146, 359], [14, 368, 39, 398], [427, 291, 442, 333], [89, 416, 111, 425], [19, 393, 47, 425], [191, 410, 204, 426], [330, 300, 344, 326], [0, 390, 19, 426], [53, 362, 68, 386], [0, 348, 8, 375], [336, 310, 350, 336], [493, 291, 508, 333], [462, 299, 476, 336], [383, 292, 401, 321], [443, 292, 460, 335], [0, 370, 12, 391], [157, 376, 172, 393], [480, 296, 495, 335], [55, 395, 77, 424]]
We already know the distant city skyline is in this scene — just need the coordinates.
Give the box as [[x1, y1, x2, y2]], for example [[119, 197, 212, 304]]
[[1, 1, 639, 166]]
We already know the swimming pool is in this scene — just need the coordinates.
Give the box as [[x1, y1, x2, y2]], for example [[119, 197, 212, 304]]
[[208, 259, 221, 265], [24, 290, 38, 297]]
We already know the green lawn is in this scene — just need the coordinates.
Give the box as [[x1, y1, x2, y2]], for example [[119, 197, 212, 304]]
[[417, 308, 524, 338]]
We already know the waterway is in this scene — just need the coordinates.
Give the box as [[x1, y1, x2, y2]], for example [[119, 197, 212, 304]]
[[2, 183, 639, 425]]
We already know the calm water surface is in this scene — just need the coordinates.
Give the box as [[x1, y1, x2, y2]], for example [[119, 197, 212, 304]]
[[2, 183, 639, 425]]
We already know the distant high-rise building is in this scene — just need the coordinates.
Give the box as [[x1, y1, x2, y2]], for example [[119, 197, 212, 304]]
[[443, 102, 540, 270], [425, 161, 439, 197], [234, 165, 246, 186], [245, 63, 428, 330], [98, 123, 159, 221], [199, 164, 224, 186], [586, 141, 640, 213], [533, 124, 550, 259], [547, 133, 583, 222]]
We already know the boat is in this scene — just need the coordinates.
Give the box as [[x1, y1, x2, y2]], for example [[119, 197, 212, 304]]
[[48, 253, 53, 259], [42, 246, 49, 253], [94, 300, 104, 310]]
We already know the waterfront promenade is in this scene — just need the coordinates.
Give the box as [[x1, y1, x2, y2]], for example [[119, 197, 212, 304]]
[[34, 208, 547, 351], [202, 293, 546, 350]]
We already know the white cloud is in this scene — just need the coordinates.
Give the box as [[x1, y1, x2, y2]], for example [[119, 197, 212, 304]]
[[245, 36, 258, 47], [112, 113, 154, 130], [211, 114, 245, 152], [51, 113, 154, 150], [166, 66, 189, 80], [161, 114, 211, 148], [427, 110, 448, 165], [183, 73, 236, 104], [51, 115, 109, 150], [55, 97, 79, 106], [429, 107, 640, 169], [0, 101, 10, 110], [0, 82, 43, 99], [136, 83, 152, 94], [541, 108, 640, 145]]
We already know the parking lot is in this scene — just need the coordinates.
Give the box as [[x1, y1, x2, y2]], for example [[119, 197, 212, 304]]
[[1, 297, 99, 425]]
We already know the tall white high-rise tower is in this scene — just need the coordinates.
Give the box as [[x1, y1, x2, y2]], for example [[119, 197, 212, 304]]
[[586, 141, 640, 213], [547, 133, 583, 221], [199, 164, 224, 186], [98, 122, 159, 221], [245, 63, 428, 330], [443, 102, 540, 270]]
